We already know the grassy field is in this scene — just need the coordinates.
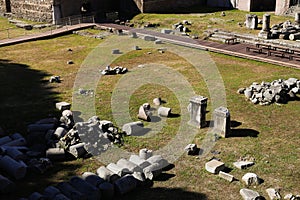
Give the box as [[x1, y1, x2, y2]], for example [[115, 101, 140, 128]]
[[131, 8, 293, 37], [0, 8, 300, 200]]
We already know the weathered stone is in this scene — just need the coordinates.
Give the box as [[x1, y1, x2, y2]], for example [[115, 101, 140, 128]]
[[69, 176, 101, 200], [143, 35, 156, 41], [122, 121, 144, 136], [107, 163, 130, 177], [55, 102, 71, 111], [0, 155, 27, 180], [53, 127, 67, 139], [147, 155, 169, 169], [6, 148, 26, 160], [242, 172, 261, 186], [114, 174, 137, 195], [240, 188, 260, 200], [245, 14, 258, 29], [139, 148, 153, 160], [143, 163, 162, 180], [155, 40, 162, 44], [28, 192, 44, 200], [46, 148, 66, 161], [68, 143, 88, 158], [56, 181, 85, 200], [153, 97, 162, 106], [96, 166, 119, 182], [129, 155, 151, 169], [266, 188, 281, 200], [205, 159, 225, 174], [0, 136, 12, 146], [98, 182, 114, 199], [116, 158, 143, 173], [43, 186, 64, 199], [233, 161, 255, 169], [184, 143, 198, 155], [218, 171, 234, 182], [212, 106, 231, 138], [158, 106, 171, 117], [258, 14, 271, 39], [82, 172, 105, 187], [0, 174, 15, 194], [188, 96, 208, 128], [112, 49, 120, 54], [237, 88, 246, 94], [244, 88, 253, 99], [137, 106, 151, 122], [161, 29, 174, 34]]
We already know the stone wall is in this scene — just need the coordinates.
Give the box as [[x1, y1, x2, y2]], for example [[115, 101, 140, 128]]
[[207, 0, 238, 8], [275, 0, 291, 15], [238, 0, 276, 12], [142, 0, 205, 13], [10, 0, 53, 22]]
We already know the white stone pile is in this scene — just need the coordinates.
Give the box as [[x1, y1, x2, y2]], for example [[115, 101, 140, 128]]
[[21, 148, 172, 199], [238, 78, 300, 105], [100, 65, 128, 75]]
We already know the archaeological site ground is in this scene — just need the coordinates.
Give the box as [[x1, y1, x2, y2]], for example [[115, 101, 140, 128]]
[[0, 4, 300, 200]]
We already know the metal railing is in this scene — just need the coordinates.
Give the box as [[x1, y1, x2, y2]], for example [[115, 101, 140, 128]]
[[55, 15, 95, 26]]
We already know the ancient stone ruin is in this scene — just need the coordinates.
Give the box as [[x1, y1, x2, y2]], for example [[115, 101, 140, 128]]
[[238, 78, 300, 105]]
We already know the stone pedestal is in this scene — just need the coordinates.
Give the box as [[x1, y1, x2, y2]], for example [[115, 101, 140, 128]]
[[258, 14, 271, 39], [212, 106, 231, 138], [245, 14, 258, 29], [188, 96, 208, 128]]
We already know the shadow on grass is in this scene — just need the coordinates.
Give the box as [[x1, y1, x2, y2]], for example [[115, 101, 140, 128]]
[[0, 59, 60, 133], [114, 187, 208, 200], [229, 129, 259, 137]]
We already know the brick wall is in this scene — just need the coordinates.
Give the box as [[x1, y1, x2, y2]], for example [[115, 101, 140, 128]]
[[10, 0, 53, 22]]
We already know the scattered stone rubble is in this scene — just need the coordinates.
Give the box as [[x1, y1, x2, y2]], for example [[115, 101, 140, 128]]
[[172, 20, 192, 33], [19, 149, 172, 199], [238, 78, 300, 105], [100, 66, 128, 75], [49, 75, 61, 83]]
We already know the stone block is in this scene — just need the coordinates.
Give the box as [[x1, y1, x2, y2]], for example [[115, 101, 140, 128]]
[[184, 144, 198, 155], [205, 159, 225, 174], [266, 188, 281, 200], [143, 35, 156, 41], [218, 171, 234, 182], [129, 155, 151, 169], [114, 174, 137, 195], [112, 49, 121, 54], [122, 121, 144, 136], [55, 102, 71, 111], [158, 107, 171, 117], [233, 161, 254, 169], [240, 188, 260, 200], [242, 172, 261, 186], [116, 158, 143, 173], [139, 148, 153, 160]]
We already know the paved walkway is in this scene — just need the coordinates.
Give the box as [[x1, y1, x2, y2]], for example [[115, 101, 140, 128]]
[[99, 23, 300, 69], [0, 23, 94, 47], [1, 22, 300, 69]]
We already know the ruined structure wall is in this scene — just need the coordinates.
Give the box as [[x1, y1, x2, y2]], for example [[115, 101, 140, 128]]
[[275, 0, 291, 15], [0, 0, 6, 13], [238, 0, 276, 11], [142, 0, 205, 13], [10, 0, 53, 22]]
